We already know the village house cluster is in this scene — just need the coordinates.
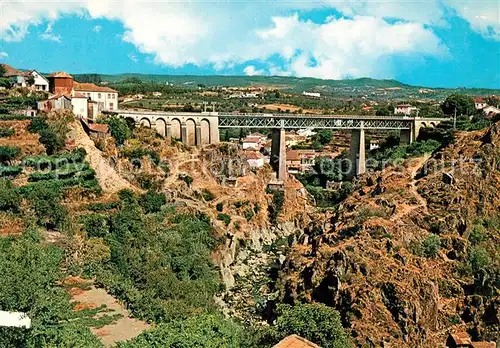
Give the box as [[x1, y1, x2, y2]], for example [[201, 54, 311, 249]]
[[1, 64, 118, 122]]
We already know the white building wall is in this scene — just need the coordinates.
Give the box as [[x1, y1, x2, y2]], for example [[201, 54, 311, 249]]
[[31, 71, 49, 91], [71, 98, 88, 118], [77, 91, 118, 111]]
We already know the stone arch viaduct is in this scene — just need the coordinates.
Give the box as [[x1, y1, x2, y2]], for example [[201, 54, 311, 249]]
[[117, 110, 450, 180]]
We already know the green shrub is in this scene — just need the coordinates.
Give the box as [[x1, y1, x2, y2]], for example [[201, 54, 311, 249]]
[[469, 225, 486, 245], [217, 213, 231, 226], [275, 303, 351, 348], [201, 189, 214, 201], [423, 234, 441, 258], [468, 247, 490, 274], [28, 182, 68, 229], [0, 165, 22, 178], [216, 202, 223, 212], [0, 146, 20, 164], [178, 174, 193, 187], [0, 180, 21, 213], [87, 202, 120, 211], [139, 190, 167, 214], [80, 214, 109, 238], [268, 191, 284, 224], [102, 116, 132, 145], [0, 128, 14, 137], [244, 209, 255, 221]]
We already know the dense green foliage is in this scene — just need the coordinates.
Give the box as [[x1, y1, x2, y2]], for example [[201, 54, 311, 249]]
[[422, 234, 441, 258], [441, 94, 475, 116], [275, 303, 351, 348], [91, 192, 221, 323], [0, 231, 102, 347], [0, 145, 20, 164], [0, 165, 22, 178], [268, 191, 284, 224], [28, 115, 69, 155], [0, 180, 21, 213], [101, 116, 132, 145], [0, 128, 15, 137], [118, 314, 251, 348]]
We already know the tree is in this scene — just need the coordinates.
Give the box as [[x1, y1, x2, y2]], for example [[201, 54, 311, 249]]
[[25, 74, 35, 86], [375, 105, 393, 116], [314, 129, 333, 145], [0, 64, 5, 78], [441, 94, 475, 116], [102, 116, 132, 146], [275, 303, 351, 348], [0, 230, 102, 347]]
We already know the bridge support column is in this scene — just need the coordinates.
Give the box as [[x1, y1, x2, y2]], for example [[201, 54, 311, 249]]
[[195, 125, 202, 146], [165, 122, 172, 139], [271, 128, 287, 182], [181, 123, 187, 145], [400, 128, 413, 145], [349, 126, 366, 178]]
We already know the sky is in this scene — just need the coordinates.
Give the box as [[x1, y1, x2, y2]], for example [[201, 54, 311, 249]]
[[0, 0, 499, 89]]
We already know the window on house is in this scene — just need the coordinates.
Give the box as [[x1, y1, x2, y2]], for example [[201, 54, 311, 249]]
[[98, 93, 101, 99], [109, 103, 114, 110]]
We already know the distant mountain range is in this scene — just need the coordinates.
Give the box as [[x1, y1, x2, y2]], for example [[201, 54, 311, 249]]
[[72, 74, 500, 99]]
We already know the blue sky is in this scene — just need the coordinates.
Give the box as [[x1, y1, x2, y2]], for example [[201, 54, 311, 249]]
[[1, 1, 499, 88]]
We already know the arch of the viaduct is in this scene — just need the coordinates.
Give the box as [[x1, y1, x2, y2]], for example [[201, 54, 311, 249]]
[[117, 111, 220, 146]]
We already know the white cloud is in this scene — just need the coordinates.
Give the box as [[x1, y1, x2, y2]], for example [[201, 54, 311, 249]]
[[243, 65, 265, 76], [444, 0, 500, 40], [0, 52, 8, 58], [255, 14, 446, 79], [92, 25, 102, 33], [128, 53, 138, 63], [39, 23, 62, 42]]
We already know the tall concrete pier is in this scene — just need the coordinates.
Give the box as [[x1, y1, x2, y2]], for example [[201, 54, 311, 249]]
[[271, 128, 287, 181], [349, 125, 366, 178]]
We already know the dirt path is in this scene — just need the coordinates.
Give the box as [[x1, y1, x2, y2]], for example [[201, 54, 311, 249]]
[[391, 155, 431, 222], [72, 286, 150, 346], [67, 122, 137, 193]]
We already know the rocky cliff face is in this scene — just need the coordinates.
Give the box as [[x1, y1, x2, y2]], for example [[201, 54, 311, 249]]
[[276, 123, 500, 347]]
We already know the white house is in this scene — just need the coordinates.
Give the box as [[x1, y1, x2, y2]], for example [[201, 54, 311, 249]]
[[27, 70, 49, 91], [0, 311, 31, 329], [302, 91, 321, 98], [246, 151, 265, 168], [74, 82, 118, 112], [394, 104, 418, 115], [474, 97, 487, 110], [297, 128, 316, 137], [1, 63, 27, 87], [71, 92, 88, 119], [482, 105, 500, 118], [242, 136, 262, 150]]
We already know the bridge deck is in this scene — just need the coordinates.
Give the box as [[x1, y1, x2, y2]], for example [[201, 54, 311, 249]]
[[117, 110, 449, 130]]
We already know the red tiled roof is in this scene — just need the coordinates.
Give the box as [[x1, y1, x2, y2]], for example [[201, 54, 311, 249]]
[[246, 151, 263, 160], [471, 342, 496, 348], [449, 332, 472, 346], [474, 97, 486, 103], [286, 150, 301, 161], [1, 63, 23, 77], [273, 335, 320, 348], [243, 137, 260, 143], [48, 94, 71, 101], [73, 92, 87, 98], [88, 123, 109, 133], [74, 82, 117, 93], [48, 71, 73, 78]]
